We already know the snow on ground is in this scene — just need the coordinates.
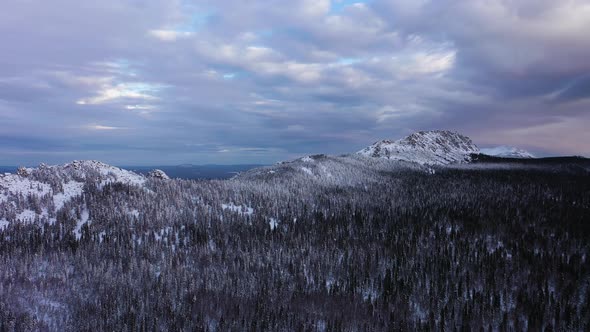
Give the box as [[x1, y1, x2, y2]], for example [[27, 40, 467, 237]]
[[0, 161, 149, 228], [64, 160, 145, 186], [53, 181, 85, 211], [73, 207, 90, 240], [17, 209, 37, 222], [222, 203, 254, 216], [100, 167, 145, 186], [0, 174, 52, 203], [0, 219, 9, 230], [269, 218, 278, 230], [301, 156, 314, 162], [128, 209, 140, 218], [319, 164, 333, 177], [300, 167, 313, 175], [154, 226, 173, 242], [1, 175, 85, 226]]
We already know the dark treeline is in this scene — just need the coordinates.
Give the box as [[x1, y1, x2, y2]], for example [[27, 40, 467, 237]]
[[0, 161, 589, 331]]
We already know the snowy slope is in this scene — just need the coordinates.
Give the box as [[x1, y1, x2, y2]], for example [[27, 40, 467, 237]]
[[0, 160, 146, 229], [480, 146, 534, 158], [358, 130, 480, 165], [236, 153, 425, 187], [62, 160, 145, 186]]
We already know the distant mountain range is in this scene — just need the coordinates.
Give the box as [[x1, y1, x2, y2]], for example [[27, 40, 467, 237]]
[[480, 146, 534, 158], [124, 164, 264, 179], [0, 164, 264, 180], [0, 130, 579, 182]]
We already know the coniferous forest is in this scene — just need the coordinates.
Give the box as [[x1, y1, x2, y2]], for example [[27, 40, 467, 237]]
[[0, 156, 589, 331]]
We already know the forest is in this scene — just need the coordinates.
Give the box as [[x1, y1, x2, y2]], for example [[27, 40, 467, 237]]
[[0, 156, 589, 331]]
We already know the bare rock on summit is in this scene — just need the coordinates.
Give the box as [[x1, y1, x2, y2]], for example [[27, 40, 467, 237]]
[[147, 169, 170, 180]]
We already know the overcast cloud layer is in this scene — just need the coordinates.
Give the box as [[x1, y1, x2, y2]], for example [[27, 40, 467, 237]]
[[1, 0, 589, 165]]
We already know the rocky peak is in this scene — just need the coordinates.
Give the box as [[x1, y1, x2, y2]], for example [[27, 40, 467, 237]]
[[358, 130, 480, 165], [147, 169, 170, 180]]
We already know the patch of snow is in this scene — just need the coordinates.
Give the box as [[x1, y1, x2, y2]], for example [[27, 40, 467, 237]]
[[319, 164, 333, 177], [154, 226, 173, 242], [325, 277, 335, 290], [222, 203, 254, 216], [0, 219, 9, 230], [73, 207, 90, 240], [0, 174, 51, 203], [128, 209, 140, 218], [53, 181, 84, 211], [17, 209, 37, 222], [300, 167, 313, 175], [301, 156, 314, 162], [269, 218, 278, 230]]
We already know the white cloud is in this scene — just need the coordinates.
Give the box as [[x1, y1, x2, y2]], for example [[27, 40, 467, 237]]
[[301, 0, 331, 17], [372, 49, 456, 79], [125, 105, 154, 110], [148, 29, 194, 41], [410, 51, 456, 74], [376, 0, 590, 75], [85, 125, 127, 131], [77, 82, 161, 105]]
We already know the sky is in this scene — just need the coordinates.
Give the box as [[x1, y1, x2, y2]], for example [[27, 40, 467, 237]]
[[1, 0, 589, 165]]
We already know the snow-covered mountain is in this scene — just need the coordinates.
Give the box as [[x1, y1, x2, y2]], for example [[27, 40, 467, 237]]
[[0, 160, 147, 229], [237, 153, 424, 185], [480, 146, 535, 159], [357, 130, 480, 165]]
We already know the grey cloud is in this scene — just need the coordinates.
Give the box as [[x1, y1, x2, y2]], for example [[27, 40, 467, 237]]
[[553, 76, 590, 103], [0, 0, 588, 165]]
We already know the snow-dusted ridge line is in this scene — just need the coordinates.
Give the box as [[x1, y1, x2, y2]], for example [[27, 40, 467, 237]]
[[357, 130, 480, 165], [63, 160, 146, 186], [480, 146, 534, 159]]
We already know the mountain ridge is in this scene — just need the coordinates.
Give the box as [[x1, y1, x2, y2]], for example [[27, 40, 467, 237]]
[[480, 146, 534, 158], [357, 130, 480, 165]]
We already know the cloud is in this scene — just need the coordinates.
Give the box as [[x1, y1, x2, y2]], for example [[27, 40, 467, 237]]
[[77, 82, 161, 105], [85, 125, 128, 131], [0, 0, 588, 164], [149, 29, 195, 41], [552, 76, 590, 103]]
